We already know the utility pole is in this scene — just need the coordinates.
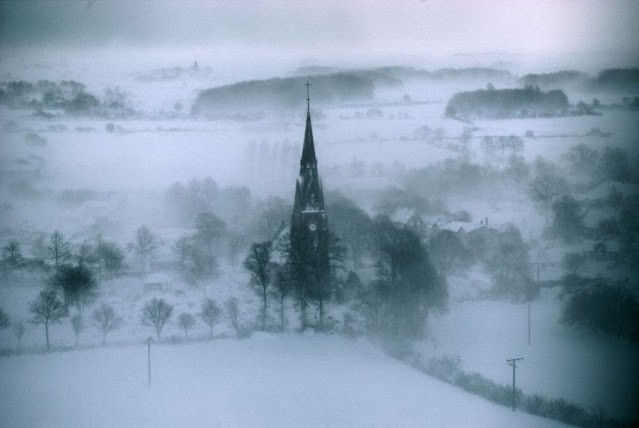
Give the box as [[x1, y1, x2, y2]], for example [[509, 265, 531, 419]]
[[506, 357, 523, 411], [528, 303, 531, 345], [529, 261, 541, 346], [145, 336, 152, 386]]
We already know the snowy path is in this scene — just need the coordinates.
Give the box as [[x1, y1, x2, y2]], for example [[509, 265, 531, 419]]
[[0, 334, 569, 427]]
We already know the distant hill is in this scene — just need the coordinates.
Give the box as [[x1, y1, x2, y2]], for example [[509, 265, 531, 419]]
[[518, 68, 639, 93], [0, 80, 134, 117], [295, 66, 514, 86], [135, 63, 213, 82], [191, 73, 374, 115], [592, 68, 639, 92], [445, 86, 570, 119], [519, 70, 589, 89]]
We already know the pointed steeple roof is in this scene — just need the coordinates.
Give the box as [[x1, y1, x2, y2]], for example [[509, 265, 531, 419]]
[[300, 111, 317, 166], [300, 81, 317, 167]]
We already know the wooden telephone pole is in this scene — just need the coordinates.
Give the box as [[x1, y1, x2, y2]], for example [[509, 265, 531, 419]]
[[506, 357, 523, 411], [145, 336, 152, 386]]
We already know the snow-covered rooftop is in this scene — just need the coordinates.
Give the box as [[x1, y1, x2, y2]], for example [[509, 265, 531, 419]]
[[390, 207, 417, 224]]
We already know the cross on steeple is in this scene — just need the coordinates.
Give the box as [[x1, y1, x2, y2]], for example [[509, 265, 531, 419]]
[[305, 81, 311, 113]]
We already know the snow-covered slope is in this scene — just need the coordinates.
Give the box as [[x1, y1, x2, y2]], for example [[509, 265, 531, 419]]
[[426, 287, 639, 421], [0, 333, 569, 427]]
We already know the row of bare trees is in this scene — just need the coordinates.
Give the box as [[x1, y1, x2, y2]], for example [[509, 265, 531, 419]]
[[0, 293, 248, 352], [25, 289, 123, 350]]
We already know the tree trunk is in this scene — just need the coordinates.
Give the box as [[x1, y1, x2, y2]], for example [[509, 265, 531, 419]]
[[352, 246, 360, 271], [209, 324, 213, 339], [45, 321, 50, 351], [318, 284, 324, 331], [102, 332, 106, 345], [299, 285, 307, 331], [544, 201, 550, 225], [280, 294, 285, 331], [262, 285, 267, 330]]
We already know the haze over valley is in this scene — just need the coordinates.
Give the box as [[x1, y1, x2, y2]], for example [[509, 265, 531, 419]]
[[1, 1, 638, 427]]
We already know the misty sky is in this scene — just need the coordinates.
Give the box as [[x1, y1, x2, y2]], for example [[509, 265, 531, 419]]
[[1, 0, 638, 64]]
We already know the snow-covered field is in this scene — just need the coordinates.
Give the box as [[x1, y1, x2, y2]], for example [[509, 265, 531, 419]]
[[2, 268, 637, 422], [0, 333, 570, 428], [427, 286, 639, 420], [2, 54, 638, 427]]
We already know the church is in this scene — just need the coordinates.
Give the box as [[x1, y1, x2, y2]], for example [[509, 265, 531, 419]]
[[291, 83, 329, 250], [289, 82, 330, 324]]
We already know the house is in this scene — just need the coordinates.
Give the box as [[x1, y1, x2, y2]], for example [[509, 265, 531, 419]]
[[390, 207, 427, 236], [143, 272, 172, 292], [431, 220, 485, 237], [583, 235, 621, 259]]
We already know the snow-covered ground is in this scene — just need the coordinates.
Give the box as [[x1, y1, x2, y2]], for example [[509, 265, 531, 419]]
[[427, 284, 639, 421], [0, 333, 570, 428], [2, 56, 638, 426]]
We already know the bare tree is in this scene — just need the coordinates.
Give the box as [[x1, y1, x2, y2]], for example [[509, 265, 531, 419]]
[[193, 212, 226, 277], [91, 303, 123, 345], [562, 252, 586, 275], [528, 173, 568, 224], [486, 227, 536, 301], [98, 241, 126, 278], [0, 307, 9, 329], [276, 231, 310, 329], [225, 297, 240, 336], [29, 289, 67, 351], [13, 319, 26, 348], [243, 241, 273, 330], [428, 230, 468, 276], [128, 225, 160, 274], [172, 236, 192, 274], [194, 212, 225, 256], [75, 242, 95, 268], [562, 143, 598, 175], [2, 240, 24, 268], [365, 217, 447, 344], [50, 265, 99, 313], [70, 314, 85, 346], [141, 298, 173, 339], [226, 233, 247, 269], [177, 312, 196, 338], [278, 230, 341, 331], [272, 265, 292, 331], [328, 200, 373, 270], [552, 195, 585, 243], [199, 298, 221, 338], [48, 230, 71, 267]]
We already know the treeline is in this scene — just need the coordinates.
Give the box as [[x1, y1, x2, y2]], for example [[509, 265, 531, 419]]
[[519, 68, 639, 93], [406, 354, 625, 427], [0, 80, 134, 117], [445, 85, 570, 119], [561, 277, 639, 344], [191, 73, 374, 115], [0, 208, 449, 352], [519, 70, 590, 88], [296, 65, 514, 85]]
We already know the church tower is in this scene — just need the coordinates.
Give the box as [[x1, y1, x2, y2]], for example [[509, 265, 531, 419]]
[[290, 82, 329, 309]]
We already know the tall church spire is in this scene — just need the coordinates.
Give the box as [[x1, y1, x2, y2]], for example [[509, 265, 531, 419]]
[[290, 81, 329, 330], [300, 81, 317, 167]]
